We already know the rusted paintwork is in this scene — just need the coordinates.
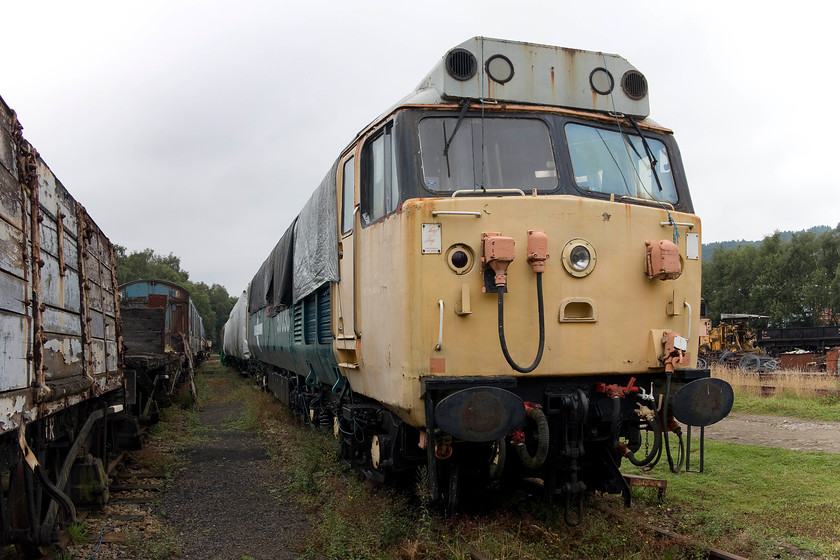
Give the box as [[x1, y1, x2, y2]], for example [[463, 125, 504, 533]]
[[0, 94, 123, 435]]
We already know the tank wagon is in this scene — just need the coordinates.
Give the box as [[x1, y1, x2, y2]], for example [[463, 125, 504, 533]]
[[0, 95, 141, 552], [118, 279, 205, 419], [221, 290, 251, 371], [236, 37, 733, 520]]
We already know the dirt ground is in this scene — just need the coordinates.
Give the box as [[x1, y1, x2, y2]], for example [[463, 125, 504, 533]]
[[160, 399, 309, 560], [64, 372, 309, 560], [704, 412, 840, 453]]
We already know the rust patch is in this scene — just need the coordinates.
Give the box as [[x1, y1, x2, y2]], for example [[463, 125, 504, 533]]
[[550, 66, 555, 96]]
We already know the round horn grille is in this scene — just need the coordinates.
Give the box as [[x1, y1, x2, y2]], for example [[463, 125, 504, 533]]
[[621, 70, 648, 100], [446, 48, 477, 81]]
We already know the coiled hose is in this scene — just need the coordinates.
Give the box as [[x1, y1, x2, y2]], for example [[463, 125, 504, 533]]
[[515, 406, 550, 470], [624, 413, 662, 466], [498, 273, 545, 373]]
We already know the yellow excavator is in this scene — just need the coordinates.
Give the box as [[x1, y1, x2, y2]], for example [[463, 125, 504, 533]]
[[699, 313, 767, 354]]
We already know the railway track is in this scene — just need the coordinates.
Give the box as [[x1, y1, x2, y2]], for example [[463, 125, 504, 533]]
[[52, 432, 171, 560], [595, 504, 749, 560]]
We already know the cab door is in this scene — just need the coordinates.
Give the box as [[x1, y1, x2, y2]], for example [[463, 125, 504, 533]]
[[335, 154, 358, 370]]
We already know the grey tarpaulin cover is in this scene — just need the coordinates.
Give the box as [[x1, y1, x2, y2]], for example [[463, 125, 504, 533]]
[[223, 291, 250, 360], [248, 219, 296, 314], [292, 162, 339, 302]]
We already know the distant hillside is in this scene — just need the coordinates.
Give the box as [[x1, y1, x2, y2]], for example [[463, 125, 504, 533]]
[[702, 225, 832, 261]]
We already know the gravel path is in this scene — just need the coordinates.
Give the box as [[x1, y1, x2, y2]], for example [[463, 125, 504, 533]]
[[704, 412, 840, 453], [161, 398, 309, 559]]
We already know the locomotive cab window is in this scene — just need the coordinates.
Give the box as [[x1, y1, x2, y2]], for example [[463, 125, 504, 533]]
[[565, 123, 677, 204], [341, 156, 355, 235], [418, 116, 557, 193], [361, 123, 399, 226]]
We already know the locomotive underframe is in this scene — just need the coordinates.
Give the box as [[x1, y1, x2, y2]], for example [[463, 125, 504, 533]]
[[257, 360, 709, 518]]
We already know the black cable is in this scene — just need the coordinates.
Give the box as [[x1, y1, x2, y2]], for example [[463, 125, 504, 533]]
[[497, 273, 545, 373], [662, 370, 685, 473]]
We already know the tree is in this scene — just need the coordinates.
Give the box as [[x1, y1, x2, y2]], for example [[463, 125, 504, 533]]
[[702, 225, 840, 327]]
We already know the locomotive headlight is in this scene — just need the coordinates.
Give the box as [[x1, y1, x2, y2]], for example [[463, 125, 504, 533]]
[[569, 246, 590, 270], [561, 239, 597, 277]]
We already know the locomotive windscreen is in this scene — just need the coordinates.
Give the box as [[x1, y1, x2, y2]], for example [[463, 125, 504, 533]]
[[418, 117, 557, 193], [565, 123, 678, 204]]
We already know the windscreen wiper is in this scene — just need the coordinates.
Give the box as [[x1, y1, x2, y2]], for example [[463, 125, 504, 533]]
[[627, 116, 663, 192], [443, 100, 471, 177]]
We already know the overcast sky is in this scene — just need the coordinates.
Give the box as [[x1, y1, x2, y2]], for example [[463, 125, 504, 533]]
[[2, 1, 837, 295]]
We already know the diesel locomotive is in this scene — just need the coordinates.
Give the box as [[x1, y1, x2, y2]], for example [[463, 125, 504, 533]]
[[228, 37, 733, 520]]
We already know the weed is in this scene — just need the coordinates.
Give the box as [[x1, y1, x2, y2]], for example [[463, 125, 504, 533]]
[[125, 524, 181, 560], [67, 521, 91, 544]]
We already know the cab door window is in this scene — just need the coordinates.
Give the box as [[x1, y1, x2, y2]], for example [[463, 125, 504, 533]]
[[341, 156, 355, 235], [361, 123, 399, 226]]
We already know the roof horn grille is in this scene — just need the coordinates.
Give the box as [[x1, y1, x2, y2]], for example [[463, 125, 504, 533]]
[[446, 48, 477, 81], [621, 70, 648, 100]]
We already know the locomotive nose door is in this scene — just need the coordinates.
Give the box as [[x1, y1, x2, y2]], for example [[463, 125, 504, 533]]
[[336, 154, 358, 366]]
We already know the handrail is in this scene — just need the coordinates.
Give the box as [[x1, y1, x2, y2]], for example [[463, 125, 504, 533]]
[[431, 211, 482, 217], [352, 205, 361, 338], [435, 300, 444, 351], [618, 196, 675, 210], [660, 221, 695, 229], [684, 301, 692, 344], [451, 188, 525, 198]]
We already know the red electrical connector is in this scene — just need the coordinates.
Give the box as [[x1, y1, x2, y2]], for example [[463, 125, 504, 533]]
[[595, 377, 639, 398]]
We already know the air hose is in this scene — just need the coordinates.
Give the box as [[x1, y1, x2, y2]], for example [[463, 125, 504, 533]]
[[498, 272, 545, 373], [625, 413, 662, 467], [515, 405, 550, 469]]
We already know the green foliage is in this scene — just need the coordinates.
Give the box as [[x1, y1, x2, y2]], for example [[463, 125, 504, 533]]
[[702, 225, 840, 327], [114, 245, 237, 347], [67, 521, 91, 544]]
